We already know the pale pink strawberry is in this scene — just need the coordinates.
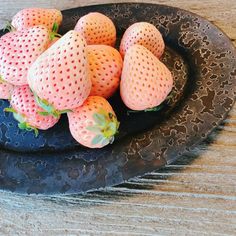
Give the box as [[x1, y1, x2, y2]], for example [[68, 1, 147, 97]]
[[120, 44, 173, 111], [0, 25, 51, 85], [74, 12, 116, 46], [68, 96, 119, 148], [5, 85, 59, 136], [0, 78, 14, 99], [27, 30, 91, 118], [88, 45, 123, 98], [11, 8, 62, 31], [119, 22, 165, 59]]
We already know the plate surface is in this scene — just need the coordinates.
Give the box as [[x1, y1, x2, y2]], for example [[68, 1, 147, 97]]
[[0, 3, 235, 194]]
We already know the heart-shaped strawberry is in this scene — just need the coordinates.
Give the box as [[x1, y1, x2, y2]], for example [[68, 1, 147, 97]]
[[88, 45, 123, 98], [68, 96, 119, 148], [120, 22, 165, 59], [120, 44, 173, 111], [27, 30, 91, 118], [0, 25, 51, 85], [5, 85, 59, 136], [11, 8, 62, 31], [74, 12, 116, 46]]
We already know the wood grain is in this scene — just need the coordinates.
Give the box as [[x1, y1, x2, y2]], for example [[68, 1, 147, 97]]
[[0, 1, 235, 235]]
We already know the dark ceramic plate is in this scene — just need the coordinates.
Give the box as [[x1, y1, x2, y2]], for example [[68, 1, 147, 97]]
[[0, 3, 235, 194]]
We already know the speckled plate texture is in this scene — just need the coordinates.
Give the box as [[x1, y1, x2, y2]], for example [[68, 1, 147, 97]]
[[0, 3, 235, 194]]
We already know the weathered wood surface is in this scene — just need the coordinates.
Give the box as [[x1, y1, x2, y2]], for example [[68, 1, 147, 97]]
[[0, 1, 236, 235]]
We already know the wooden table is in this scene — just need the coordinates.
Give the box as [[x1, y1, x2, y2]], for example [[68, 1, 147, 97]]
[[0, 1, 235, 235]]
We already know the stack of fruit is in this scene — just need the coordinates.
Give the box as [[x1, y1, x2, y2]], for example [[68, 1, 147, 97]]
[[0, 8, 173, 148]]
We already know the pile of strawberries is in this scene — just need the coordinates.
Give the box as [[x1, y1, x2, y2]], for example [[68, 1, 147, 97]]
[[0, 8, 173, 149]]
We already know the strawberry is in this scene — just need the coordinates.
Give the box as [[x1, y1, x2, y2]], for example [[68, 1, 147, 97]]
[[0, 25, 52, 85], [119, 22, 165, 59], [4, 85, 59, 136], [68, 96, 119, 148], [0, 77, 14, 99], [27, 30, 91, 118], [11, 8, 62, 31], [74, 12, 116, 46], [120, 44, 173, 111], [88, 45, 123, 98]]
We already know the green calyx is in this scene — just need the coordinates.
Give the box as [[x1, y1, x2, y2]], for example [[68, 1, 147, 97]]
[[145, 106, 164, 112], [49, 22, 62, 41], [127, 105, 164, 115], [87, 109, 120, 146], [33, 92, 70, 118], [4, 21, 61, 39], [4, 107, 39, 137], [52, 22, 59, 32], [18, 122, 39, 137], [4, 21, 16, 32]]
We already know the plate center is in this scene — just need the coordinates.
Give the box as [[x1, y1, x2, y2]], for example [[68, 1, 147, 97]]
[[0, 45, 188, 152]]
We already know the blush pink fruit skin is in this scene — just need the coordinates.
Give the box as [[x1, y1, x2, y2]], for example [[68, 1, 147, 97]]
[[88, 45, 123, 99], [27, 30, 91, 111], [10, 85, 59, 130], [0, 80, 14, 99], [120, 44, 173, 111], [74, 12, 116, 46], [119, 22, 165, 59], [0, 25, 51, 86], [11, 8, 62, 31], [47, 37, 59, 48], [68, 96, 119, 148]]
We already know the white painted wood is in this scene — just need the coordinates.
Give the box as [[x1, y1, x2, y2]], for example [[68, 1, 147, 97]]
[[0, 1, 235, 235]]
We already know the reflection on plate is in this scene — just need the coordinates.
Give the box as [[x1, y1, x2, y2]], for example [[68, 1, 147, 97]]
[[0, 3, 235, 194]]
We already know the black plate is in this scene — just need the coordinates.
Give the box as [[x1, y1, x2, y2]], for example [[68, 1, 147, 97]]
[[0, 3, 235, 194]]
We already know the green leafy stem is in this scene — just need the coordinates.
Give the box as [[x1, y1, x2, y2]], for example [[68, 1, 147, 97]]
[[33, 91, 70, 118], [50, 22, 62, 41], [87, 109, 120, 146], [4, 21, 61, 41], [4, 107, 39, 137]]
